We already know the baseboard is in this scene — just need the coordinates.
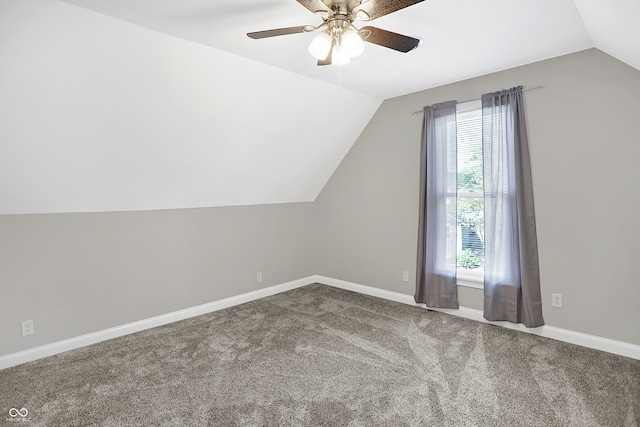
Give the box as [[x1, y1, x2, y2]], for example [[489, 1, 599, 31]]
[[315, 275, 640, 360], [0, 276, 316, 370], [3, 275, 638, 370]]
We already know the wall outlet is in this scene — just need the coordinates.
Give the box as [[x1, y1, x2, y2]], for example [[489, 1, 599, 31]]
[[257, 272, 263, 283], [402, 271, 409, 282], [552, 293, 563, 308], [21, 320, 34, 336]]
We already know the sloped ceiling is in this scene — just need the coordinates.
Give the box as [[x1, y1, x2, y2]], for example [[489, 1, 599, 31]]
[[0, 0, 381, 214], [572, 0, 640, 71], [1, 0, 638, 215]]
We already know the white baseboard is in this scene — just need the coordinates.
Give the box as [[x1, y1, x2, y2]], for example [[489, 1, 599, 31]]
[[0, 276, 316, 370], [2, 275, 638, 370], [316, 275, 640, 360]]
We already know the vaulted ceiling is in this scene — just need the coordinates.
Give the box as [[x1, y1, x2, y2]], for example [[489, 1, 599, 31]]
[[1, 0, 638, 215]]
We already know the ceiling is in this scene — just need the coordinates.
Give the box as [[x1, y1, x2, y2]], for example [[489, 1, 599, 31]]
[[1, 0, 638, 215], [61, 0, 640, 99]]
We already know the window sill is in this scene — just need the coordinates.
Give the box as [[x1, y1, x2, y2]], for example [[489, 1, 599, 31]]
[[456, 268, 484, 289]]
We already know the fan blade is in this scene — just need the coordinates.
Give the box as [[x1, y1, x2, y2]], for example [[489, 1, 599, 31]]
[[247, 26, 310, 39], [360, 26, 420, 52], [353, 0, 425, 21], [297, 0, 331, 14]]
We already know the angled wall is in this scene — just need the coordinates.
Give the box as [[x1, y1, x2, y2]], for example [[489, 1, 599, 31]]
[[0, 0, 380, 215], [316, 48, 640, 346]]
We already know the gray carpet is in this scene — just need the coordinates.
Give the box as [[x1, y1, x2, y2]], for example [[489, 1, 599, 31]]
[[1, 284, 639, 426]]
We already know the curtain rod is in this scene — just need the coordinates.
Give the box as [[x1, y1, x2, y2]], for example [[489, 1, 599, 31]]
[[411, 85, 543, 114]]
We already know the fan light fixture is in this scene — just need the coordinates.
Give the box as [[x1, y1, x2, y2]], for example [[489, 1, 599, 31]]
[[247, 0, 424, 67], [308, 19, 365, 65]]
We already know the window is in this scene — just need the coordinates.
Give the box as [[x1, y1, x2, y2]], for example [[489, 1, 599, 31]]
[[417, 87, 543, 323], [456, 100, 484, 287]]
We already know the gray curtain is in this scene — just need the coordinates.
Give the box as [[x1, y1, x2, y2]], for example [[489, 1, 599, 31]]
[[482, 86, 544, 327], [415, 101, 459, 309]]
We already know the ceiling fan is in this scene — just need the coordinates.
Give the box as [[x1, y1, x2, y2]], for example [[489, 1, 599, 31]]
[[247, 0, 424, 66]]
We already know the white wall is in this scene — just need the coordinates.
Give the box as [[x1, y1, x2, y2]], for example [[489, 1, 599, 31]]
[[316, 49, 640, 346]]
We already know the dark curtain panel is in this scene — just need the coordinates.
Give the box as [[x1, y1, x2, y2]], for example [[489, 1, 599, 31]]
[[482, 86, 544, 327], [415, 101, 459, 309]]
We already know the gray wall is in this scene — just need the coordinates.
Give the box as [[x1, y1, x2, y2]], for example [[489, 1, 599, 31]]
[[316, 48, 640, 346], [0, 203, 316, 356]]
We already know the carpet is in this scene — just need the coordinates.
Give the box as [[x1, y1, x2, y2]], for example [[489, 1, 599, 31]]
[[1, 284, 639, 426]]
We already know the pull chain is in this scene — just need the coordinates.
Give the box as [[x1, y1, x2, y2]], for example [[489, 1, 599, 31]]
[[336, 65, 342, 91]]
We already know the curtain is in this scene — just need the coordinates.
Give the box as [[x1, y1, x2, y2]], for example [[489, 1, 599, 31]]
[[482, 86, 544, 327], [415, 101, 459, 309]]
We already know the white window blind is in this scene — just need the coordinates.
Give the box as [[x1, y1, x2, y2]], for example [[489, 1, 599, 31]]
[[456, 100, 484, 286]]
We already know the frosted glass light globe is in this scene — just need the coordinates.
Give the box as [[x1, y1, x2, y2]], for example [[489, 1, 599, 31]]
[[308, 31, 332, 60], [331, 44, 351, 66], [342, 29, 364, 58]]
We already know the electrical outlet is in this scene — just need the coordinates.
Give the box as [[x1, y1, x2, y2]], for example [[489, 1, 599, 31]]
[[402, 271, 409, 282], [21, 320, 34, 336], [552, 293, 563, 308], [257, 272, 263, 283]]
